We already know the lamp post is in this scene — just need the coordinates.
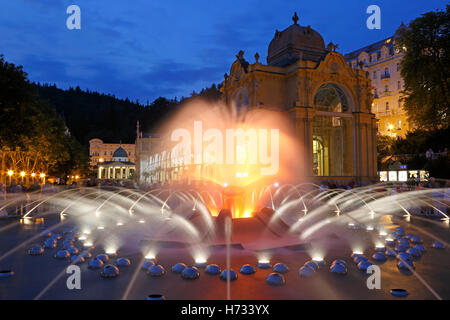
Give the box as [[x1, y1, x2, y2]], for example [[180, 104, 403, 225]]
[[7, 170, 13, 187], [20, 171, 25, 184], [39, 173, 46, 193], [31, 173, 36, 184]]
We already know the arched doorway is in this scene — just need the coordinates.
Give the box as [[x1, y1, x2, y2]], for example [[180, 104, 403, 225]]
[[312, 83, 353, 177]]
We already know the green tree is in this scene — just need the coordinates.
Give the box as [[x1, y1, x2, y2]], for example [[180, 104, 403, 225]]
[[0, 55, 88, 181], [396, 5, 450, 129]]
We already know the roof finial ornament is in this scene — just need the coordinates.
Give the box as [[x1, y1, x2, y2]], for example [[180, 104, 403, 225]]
[[292, 12, 299, 25]]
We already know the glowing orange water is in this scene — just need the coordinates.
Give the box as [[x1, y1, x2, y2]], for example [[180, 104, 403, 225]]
[[159, 98, 303, 218]]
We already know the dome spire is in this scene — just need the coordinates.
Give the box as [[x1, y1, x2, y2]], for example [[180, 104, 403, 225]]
[[292, 12, 299, 25]]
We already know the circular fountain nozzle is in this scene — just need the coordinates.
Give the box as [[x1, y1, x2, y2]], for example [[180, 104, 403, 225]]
[[205, 264, 221, 275], [70, 255, 85, 264], [28, 245, 44, 256], [390, 289, 408, 297], [181, 266, 200, 280], [432, 241, 444, 249], [372, 252, 387, 262], [220, 269, 237, 281], [299, 265, 315, 277], [101, 264, 120, 278], [330, 260, 347, 274], [272, 263, 289, 274], [116, 258, 131, 267], [147, 294, 166, 300], [142, 260, 156, 270], [54, 250, 70, 260], [0, 270, 14, 278], [147, 264, 166, 277], [357, 260, 372, 271], [172, 263, 187, 273], [88, 258, 104, 269], [240, 264, 256, 275], [303, 260, 319, 271], [96, 254, 109, 263], [266, 273, 285, 286]]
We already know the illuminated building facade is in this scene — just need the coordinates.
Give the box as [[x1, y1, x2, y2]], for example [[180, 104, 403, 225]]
[[89, 138, 136, 166], [136, 14, 378, 185], [96, 145, 136, 180], [221, 14, 377, 182], [344, 23, 411, 137]]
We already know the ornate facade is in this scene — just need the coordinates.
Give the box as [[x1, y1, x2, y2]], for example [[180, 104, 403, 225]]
[[89, 138, 136, 166], [97, 145, 136, 180], [220, 14, 377, 182], [136, 14, 378, 185]]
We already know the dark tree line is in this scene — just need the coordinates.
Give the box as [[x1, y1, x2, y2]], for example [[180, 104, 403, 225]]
[[1, 53, 221, 180], [0, 55, 88, 180], [34, 83, 221, 146]]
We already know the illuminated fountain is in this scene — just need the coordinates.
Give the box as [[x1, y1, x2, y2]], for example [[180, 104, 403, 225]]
[[0, 101, 448, 300]]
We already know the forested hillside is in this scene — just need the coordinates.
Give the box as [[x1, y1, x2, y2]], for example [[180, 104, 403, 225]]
[[34, 83, 221, 146]]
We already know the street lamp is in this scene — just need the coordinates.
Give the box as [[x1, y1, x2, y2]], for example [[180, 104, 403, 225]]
[[7, 170, 13, 186], [39, 173, 46, 193], [20, 171, 26, 184]]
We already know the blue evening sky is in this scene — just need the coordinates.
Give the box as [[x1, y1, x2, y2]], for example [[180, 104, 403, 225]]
[[0, 0, 446, 103]]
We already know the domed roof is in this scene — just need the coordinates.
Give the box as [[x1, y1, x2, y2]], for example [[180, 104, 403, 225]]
[[267, 12, 326, 66], [113, 146, 127, 158]]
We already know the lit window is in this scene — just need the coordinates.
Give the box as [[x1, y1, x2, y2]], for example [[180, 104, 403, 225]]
[[397, 120, 402, 130], [385, 85, 389, 92]]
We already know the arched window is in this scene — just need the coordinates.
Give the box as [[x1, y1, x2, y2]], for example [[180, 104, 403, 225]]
[[312, 84, 353, 177], [313, 83, 349, 112], [233, 88, 249, 111]]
